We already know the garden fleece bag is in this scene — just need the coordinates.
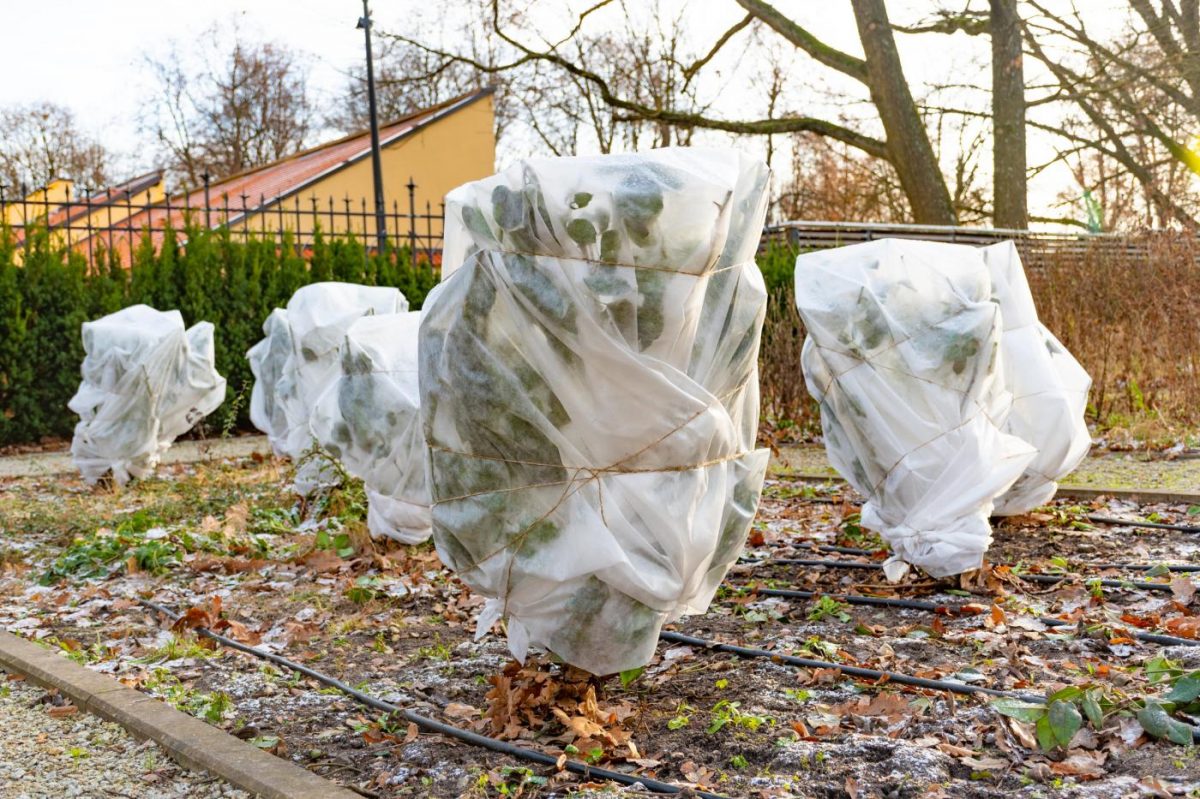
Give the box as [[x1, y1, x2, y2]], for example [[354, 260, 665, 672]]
[[247, 281, 407, 493], [69, 304, 225, 484], [982, 242, 1092, 515], [421, 148, 771, 675], [310, 311, 430, 543], [795, 238, 1037, 579]]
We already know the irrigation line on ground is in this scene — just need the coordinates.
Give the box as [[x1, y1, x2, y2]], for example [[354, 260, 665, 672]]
[[730, 585, 1200, 648], [660, 629, 1200, 743], [756, 546, 1200, 572], [138, 600, 729, 799], [659, 630, 1045, 702], [1086, 515, 1200, 534], [137, 598, 1200, 763], [772, 486, 1200, 533], [743, 557, 1196, 591], [1018, 573, 1180, 593]]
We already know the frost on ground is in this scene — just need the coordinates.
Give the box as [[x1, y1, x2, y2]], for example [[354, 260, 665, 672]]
[[0, 671, 248, 799], [0, 454, 1198, 797]]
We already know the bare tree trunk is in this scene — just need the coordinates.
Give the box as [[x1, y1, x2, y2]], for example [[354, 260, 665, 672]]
[[991, 0, 1027, 228], [850, 0, 957, 224]]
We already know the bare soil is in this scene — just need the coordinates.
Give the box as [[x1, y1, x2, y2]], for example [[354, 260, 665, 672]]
[[1, 456, 1198, 798]]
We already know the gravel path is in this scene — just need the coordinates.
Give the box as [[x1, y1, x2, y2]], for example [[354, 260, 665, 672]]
[[0, 670, 250, 799], [0, 436, 270, 480]]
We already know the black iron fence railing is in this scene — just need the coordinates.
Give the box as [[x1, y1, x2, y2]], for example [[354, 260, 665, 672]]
[[0, 176, 444, 270], [0, 180, 1167, 274]]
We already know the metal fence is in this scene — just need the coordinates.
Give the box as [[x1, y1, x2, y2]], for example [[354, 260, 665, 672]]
[[0, 176, 445, 270], [3, 182, 1160, 273]]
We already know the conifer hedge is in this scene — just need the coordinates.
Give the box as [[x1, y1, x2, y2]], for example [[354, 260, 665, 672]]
[[0, 223, 438, 446]]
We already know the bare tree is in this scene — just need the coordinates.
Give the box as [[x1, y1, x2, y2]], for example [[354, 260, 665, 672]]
[[387, 0, 962, 224], [373, 1, 712, 159], [328, 37, 491, 133], [0, 102, 110, 194], [895, 2, 1028, 227], [143, 29, 314, 187], [991, 0, 1028, 227], [1023, 1, 1200, 228], [778, 132, 911, 222]]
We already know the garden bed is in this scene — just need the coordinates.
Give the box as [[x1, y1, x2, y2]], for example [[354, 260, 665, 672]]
[[1, 455, 1199, 797]]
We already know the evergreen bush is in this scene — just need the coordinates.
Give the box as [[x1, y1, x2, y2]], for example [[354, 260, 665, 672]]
[[0, 221, 438, 445]]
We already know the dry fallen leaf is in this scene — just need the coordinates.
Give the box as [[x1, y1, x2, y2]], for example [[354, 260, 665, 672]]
[[1170, 578, 1197, 605], [1164, 616, 1200, 639], [444, 702, 479, 720], [1006, 718, 1039, 750], [1137, 776, 1175, 798], [1050, 750, 1106, 780]]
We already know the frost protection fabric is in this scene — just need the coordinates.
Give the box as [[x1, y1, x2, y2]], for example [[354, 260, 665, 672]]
[[310, 312, 430, 543], [69, 305, 226, 485], [795, 239, 1036, 579], [248, 308, 293, 457], [421, 148, 771, 675], [983, 242, 1092, 514], [246, 282, 408, 492]]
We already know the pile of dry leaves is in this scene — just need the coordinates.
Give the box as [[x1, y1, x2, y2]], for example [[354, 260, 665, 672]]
[[484, 657, 640, 762]]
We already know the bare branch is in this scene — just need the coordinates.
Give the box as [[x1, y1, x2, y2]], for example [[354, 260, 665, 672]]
[[385, 7, 890, 159], [734, 0, 869, 82], [683, 13, 754, 82], [893, 10, 990, 36]]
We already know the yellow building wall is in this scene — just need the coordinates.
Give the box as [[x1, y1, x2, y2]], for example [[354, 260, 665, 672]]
[[6, 178, 163, 265], [4, 179, 73, 226], [236, 93, 496, 248]]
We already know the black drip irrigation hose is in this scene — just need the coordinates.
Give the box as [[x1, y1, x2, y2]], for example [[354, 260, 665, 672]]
[[778, 482, 1200, 534], [138, 600, 729, 799], [660, 629, 1200, 744], [745, 585, 947, 613], [1087, 515, 1200, 534], [660, 630, 1045, 703], [730, 585, 1200, 648], [744, 556, 1200, 588], [137, 597, 1200, 760], [1017, 573, 1181, 593]]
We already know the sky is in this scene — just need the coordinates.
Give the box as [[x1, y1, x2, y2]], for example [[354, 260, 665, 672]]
[[0, 0, 1137, 225]]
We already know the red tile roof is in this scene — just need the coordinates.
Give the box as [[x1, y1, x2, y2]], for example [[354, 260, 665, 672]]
[[10, 170, 162, 246], [79, 87, 493, 263]]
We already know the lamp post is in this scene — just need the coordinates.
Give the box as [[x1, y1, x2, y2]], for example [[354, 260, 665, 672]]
[[357, 0, 388, 253]]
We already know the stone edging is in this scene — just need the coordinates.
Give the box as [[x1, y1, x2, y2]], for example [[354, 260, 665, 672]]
[[0, 630, 358, 799]]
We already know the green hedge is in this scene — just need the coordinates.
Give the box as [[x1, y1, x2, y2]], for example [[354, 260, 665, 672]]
[[0, 223, 437, 446], [0, 226, 817, 448]]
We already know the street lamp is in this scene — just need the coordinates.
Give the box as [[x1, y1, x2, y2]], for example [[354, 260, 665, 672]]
[[357, 0, 388, 253]]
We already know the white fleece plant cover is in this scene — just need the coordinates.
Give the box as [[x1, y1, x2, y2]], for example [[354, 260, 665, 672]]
[[795, 239, 1037, 579], [310, 312, 431, 543], [983, 242, 1092, 515], [248, 308, 292, 457], [69, 304, 225, 485], [247, 282, 408, 493], [421, 148, 771, 675]]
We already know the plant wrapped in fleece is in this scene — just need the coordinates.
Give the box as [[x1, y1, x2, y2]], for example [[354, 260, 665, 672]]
[[982, 242, 1092, 515], [310, 312, 430, 543], [68, 304, 226, 484], [247, 282, 407, 492], [795, 239, 1037, 580], [420, 148, 771, 676]]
